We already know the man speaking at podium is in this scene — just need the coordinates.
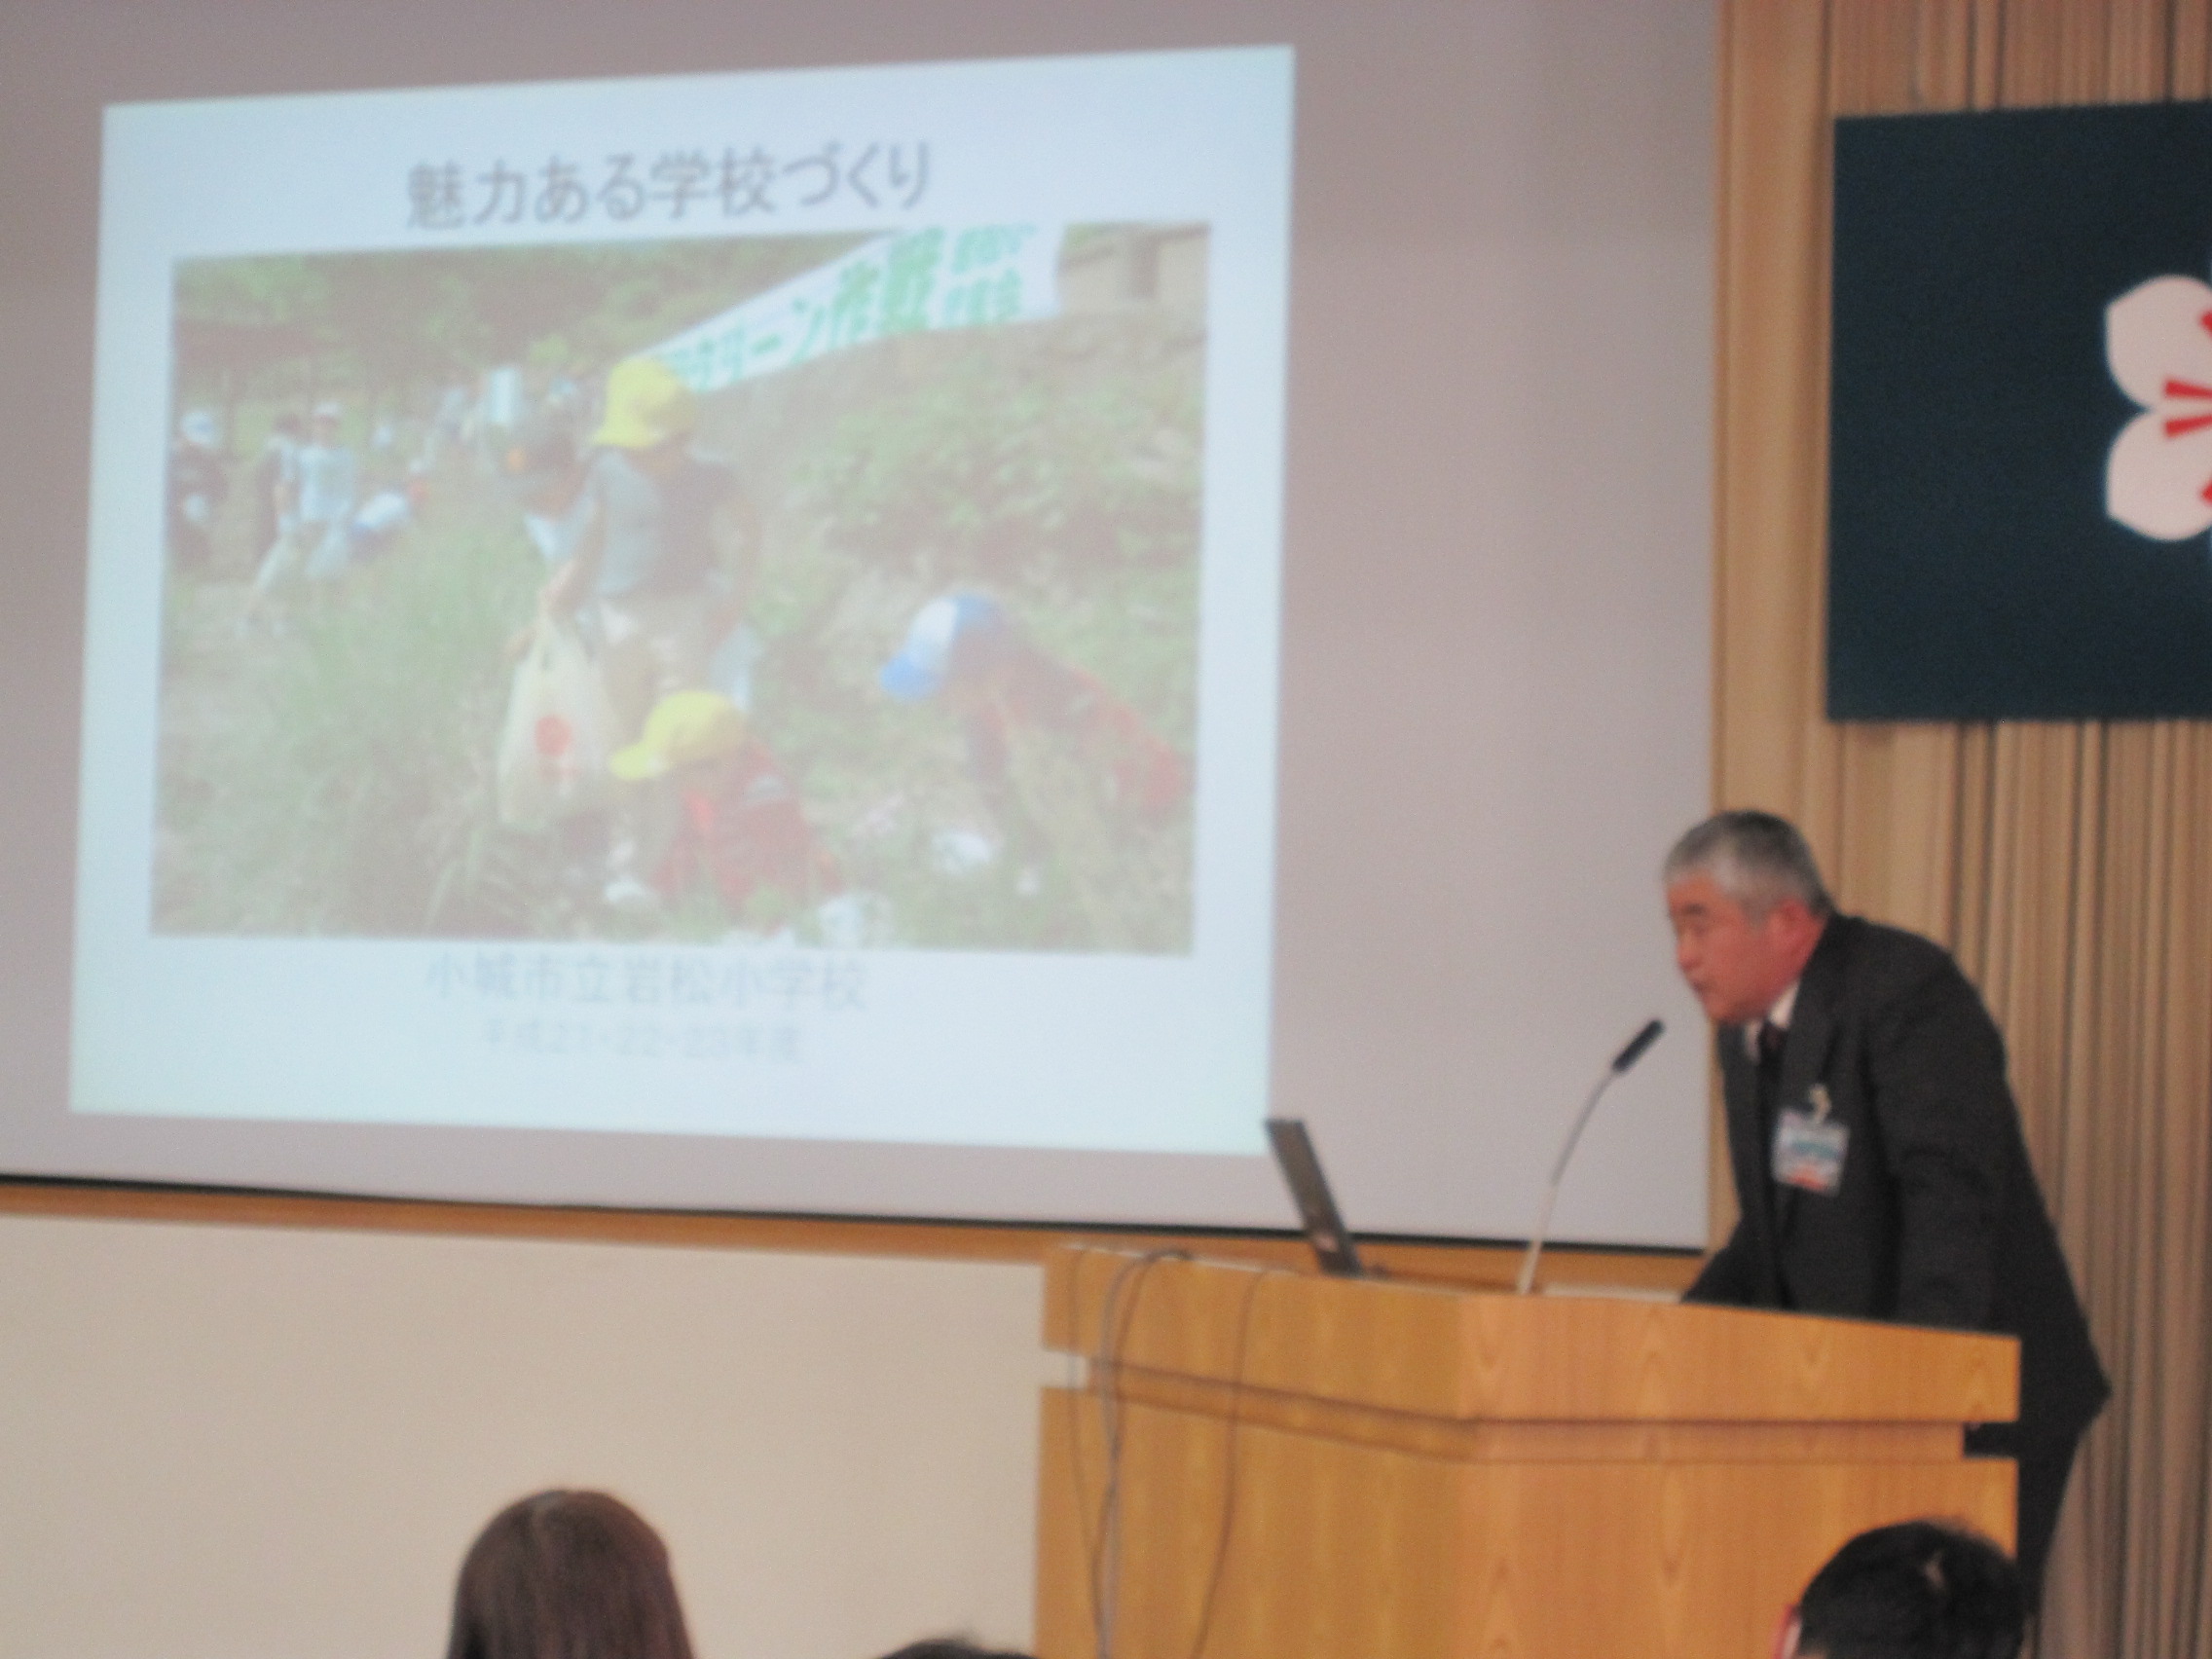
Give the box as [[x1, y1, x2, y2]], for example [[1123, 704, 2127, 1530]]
[[1662, 811, 2108, 1607]]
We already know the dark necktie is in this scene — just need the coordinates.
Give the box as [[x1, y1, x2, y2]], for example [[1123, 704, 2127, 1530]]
[[1754, 1020, 1794, 1298], [1753, 1019, 1787, 1133], [1755, 1018, 1786, 1074]]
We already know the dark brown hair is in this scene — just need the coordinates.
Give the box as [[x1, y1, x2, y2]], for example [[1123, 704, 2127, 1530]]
[[445, 1490, 696, 1659]]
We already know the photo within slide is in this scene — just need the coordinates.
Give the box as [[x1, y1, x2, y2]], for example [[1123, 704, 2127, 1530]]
[[159, 225, 1205, 954], [77, 49, 1290, 1152]]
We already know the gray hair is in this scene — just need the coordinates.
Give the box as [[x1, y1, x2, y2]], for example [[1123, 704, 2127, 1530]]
[[1663, 810, 1833, 921]]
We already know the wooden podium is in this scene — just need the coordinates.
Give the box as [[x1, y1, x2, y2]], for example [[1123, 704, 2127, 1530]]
[[1035, 1246, 2017, 1659]]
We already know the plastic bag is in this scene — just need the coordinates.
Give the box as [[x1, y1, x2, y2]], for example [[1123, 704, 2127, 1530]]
[[496, 618, 622, 829]]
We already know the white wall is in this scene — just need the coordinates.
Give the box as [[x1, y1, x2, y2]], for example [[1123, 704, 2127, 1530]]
[[0, 1215, 1047, 1659]]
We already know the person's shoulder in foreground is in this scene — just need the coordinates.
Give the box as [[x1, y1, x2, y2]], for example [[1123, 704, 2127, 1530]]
[[1777, 1519, 2024, 1659]]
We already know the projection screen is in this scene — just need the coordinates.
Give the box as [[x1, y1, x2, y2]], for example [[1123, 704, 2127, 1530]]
[[0, 0, 1714, 1247]]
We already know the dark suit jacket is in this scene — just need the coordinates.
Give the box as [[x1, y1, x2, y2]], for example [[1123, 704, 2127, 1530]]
[[1685, 913, 2109, 1446]]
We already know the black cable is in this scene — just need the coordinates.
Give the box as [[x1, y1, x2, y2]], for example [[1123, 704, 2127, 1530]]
[[1184, 1262, 1276, 1659], [1082, 1257, 1142, 1658], [1093, 1249, 1181, 1659], [1058, 1257, 1101, 1643], [1084, 1248, 1187, 1659]]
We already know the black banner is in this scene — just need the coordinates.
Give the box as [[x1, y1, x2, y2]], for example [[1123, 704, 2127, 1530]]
[[1829, 101, 2212, 719]]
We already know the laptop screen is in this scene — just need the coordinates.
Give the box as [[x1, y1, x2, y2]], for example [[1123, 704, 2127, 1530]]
[[1265, 1118, 1365, 1277]]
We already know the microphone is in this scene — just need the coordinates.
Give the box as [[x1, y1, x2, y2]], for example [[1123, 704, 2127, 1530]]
[[1515, 1018, 1665, 1296], [1610, 1017, 1664, 1073]]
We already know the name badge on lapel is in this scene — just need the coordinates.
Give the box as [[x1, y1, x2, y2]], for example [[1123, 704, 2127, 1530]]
[[1772, 1082, 1848, 1197]]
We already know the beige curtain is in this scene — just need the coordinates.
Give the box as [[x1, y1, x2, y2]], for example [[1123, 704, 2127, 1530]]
[[1716, 4, 2212, 1653]]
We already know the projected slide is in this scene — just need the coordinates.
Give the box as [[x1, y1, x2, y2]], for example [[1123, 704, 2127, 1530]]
[[77, 50, 1290, 1153]]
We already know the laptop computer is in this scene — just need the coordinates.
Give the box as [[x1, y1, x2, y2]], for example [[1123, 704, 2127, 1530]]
[[1264, 1117, 1367, 1277]]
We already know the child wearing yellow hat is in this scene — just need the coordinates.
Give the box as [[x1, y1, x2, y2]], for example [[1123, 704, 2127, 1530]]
[[608, 689, 837, 917], [539, 356, 759, 738], [535, 357, 761, 904]]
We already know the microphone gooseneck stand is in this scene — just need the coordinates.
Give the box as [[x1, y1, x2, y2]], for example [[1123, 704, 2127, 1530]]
[[1516, 1018, 1664, 1297]]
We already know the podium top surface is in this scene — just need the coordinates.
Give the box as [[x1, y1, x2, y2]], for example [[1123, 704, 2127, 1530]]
[[1043, 1246, 2018, 1425]]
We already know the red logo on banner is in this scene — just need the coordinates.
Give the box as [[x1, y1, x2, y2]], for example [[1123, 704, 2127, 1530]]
[[2107, 276, 2212, 535]]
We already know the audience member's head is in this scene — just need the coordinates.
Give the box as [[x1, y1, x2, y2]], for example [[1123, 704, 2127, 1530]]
[[875, 1642, 1037, 1659], [1779, 1521, 2025, 1659], [446, 1489, 695, 1659]]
